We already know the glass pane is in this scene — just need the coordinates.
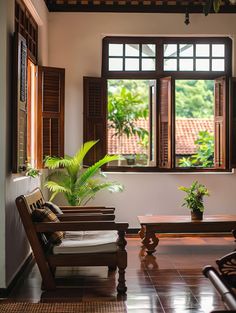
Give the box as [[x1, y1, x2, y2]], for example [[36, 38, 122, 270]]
[[212, 59, 225, 71], [107, 79, 156, 167], [212, 44, 225, 57], [164, 58, 177, 71], [196, 44, 210, 57], [164, 44, 177, 57], [179, 59, 193, 71], [125, 44, 139, 56], [196, 59, 210, 71], [175, 80, 214, 168], [125, 58, 139, 71], [109, 58, 123, 71], [142, 44, 156, 57], [142, 58, 155, 71], [179, 44, 193, 57], [109, 44, 123, 56]]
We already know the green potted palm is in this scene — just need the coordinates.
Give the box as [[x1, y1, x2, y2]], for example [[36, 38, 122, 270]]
[[44, 141, 123, 206], [178, 181, 210, 221]]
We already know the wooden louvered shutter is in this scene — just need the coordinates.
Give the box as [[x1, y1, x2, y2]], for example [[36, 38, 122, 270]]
[[230, 78, 236, 168], [158, 77, 172, 168], [83, 77, 106, 166], [12, 33, 28, 173], [214, 77, 226, 169], [37, 66, 65, 168]]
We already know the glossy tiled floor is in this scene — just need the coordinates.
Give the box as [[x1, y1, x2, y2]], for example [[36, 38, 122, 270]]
[[4, 236, 235, 312]]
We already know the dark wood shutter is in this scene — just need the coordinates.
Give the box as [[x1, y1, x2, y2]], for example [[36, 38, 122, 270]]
[[12, 33, 28, 173], [230, 77, 236, 168], [214, 77, 226, 169], [158, 77, 172, 168], [83, 77, 106, 166], [37, 66, 65, 168]]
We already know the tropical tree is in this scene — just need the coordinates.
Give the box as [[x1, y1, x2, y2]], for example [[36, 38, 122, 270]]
[[175, 80, 214, 118], [108, 85, 149, 142], [44, 141, 123, 206]]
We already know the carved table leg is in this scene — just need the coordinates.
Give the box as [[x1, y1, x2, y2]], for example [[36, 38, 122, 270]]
[[142, 228, 159, 255], [138, 225, 145, 240]]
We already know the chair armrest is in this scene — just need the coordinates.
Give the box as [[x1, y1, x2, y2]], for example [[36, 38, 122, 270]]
[[203, 265, 236, 311], [58, 213, 115, 221], [34, 221, 129, 232], [216, 251, 236, 288], [60, 208, 115, 214], [59, 206, 115, 214]]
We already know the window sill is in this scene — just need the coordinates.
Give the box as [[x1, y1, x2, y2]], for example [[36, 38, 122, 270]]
[[104, 167, 234, 174]]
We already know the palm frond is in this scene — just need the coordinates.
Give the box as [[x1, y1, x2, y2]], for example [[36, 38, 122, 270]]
[[44, 181, 71, 201], [74, 140, 99, 166], [44, 155, 73, 169], [45, 170, 70, 182], [76, 154, 121, 189], [78, 181, 123, 205], [66, 141, 99, 179]]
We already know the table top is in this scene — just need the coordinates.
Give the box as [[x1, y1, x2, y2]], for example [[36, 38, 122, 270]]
[[138, 215, 236, 225]]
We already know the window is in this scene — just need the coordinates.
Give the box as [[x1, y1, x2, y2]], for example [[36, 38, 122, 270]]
[[84, 36, 234, 171], [163, 43, 225, 72], [108, 43, 156, 71], [13, 0, 65, 173], [107, 79, 156, 167], [15, 0, 38, 63]]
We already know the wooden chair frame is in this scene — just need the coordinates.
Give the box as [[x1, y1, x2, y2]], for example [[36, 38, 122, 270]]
[[16, 188, 128, 294], [203, 251, 236, 312]]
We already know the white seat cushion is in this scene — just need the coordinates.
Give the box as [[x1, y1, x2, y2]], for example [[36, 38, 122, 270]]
[[53, 230, 118, 254]]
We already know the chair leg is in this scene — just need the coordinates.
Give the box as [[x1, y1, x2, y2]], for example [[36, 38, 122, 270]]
[[38, 263, 56, 290], [117, 250, 127, 294], [108, 265, 117, 271], [117, 266, 127, 294]]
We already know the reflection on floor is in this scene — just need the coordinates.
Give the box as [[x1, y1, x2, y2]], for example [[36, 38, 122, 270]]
[[3, 236, 235, 312]]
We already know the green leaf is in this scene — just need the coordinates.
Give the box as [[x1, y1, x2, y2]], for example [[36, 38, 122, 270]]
[[44, 141, 123, 206]]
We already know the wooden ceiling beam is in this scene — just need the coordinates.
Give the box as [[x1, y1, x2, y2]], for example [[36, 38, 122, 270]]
[[44, 0, 236, 13]]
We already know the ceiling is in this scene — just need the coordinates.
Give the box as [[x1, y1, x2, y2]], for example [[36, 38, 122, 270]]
[[44, 0, 236, 13]]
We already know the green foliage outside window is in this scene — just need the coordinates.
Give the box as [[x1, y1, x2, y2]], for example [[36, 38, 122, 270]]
[[178, 130, 214, 168], [175, 80, 214, 118], [108, 80, 149, 141]]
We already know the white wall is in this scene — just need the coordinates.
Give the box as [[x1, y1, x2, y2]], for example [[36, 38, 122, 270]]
[[0, 0, 8, 289], [0, 0, 49, 288], [48, 13, 236, 228]]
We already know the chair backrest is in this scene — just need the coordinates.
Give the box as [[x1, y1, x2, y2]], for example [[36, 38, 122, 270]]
[[22, 188, 45, 213], [15, 188, 49, 251], [16, 188, 57, 289]]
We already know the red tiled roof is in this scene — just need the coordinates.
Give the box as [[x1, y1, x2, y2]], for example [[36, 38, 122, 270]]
[[108, 118, 214, 155], [176, 118, 214, 155]]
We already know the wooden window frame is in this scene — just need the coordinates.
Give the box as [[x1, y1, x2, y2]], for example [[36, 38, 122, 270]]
[[100, 36, 233, 172], [15, 0, 38, 63]]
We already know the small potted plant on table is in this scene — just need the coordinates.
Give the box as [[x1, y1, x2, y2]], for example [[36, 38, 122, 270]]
[[178, 181, 210, 221]]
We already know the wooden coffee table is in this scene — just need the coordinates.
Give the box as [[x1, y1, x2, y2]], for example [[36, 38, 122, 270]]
[[138, 215, 236, 255]]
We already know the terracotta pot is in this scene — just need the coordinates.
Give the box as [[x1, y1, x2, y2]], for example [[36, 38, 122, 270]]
[[191, 210, 203, 221]]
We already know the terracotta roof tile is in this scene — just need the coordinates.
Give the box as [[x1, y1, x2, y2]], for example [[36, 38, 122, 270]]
[[108, 118, 214, 155]]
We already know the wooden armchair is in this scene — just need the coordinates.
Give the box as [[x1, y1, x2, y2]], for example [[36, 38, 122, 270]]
[[15, 188, 128, 294], [203, 251, 236, 312]]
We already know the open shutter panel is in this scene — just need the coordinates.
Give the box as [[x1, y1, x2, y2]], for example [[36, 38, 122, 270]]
[[230, 78, 236, 168], [12, 33, 28, 173], [83, 77, 106, 166], [37, 66, 65, 168], [214, 77, 226, 169], [158, 77, 172, 168]]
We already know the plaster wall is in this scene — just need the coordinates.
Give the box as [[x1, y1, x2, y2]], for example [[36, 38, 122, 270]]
[[0, 0, 8, 289], [48, 13, 236, 228], [3, 0, 49, 288]]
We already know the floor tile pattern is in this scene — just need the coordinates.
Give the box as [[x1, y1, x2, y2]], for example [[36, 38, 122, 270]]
[[3, 236, 235, 313]]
